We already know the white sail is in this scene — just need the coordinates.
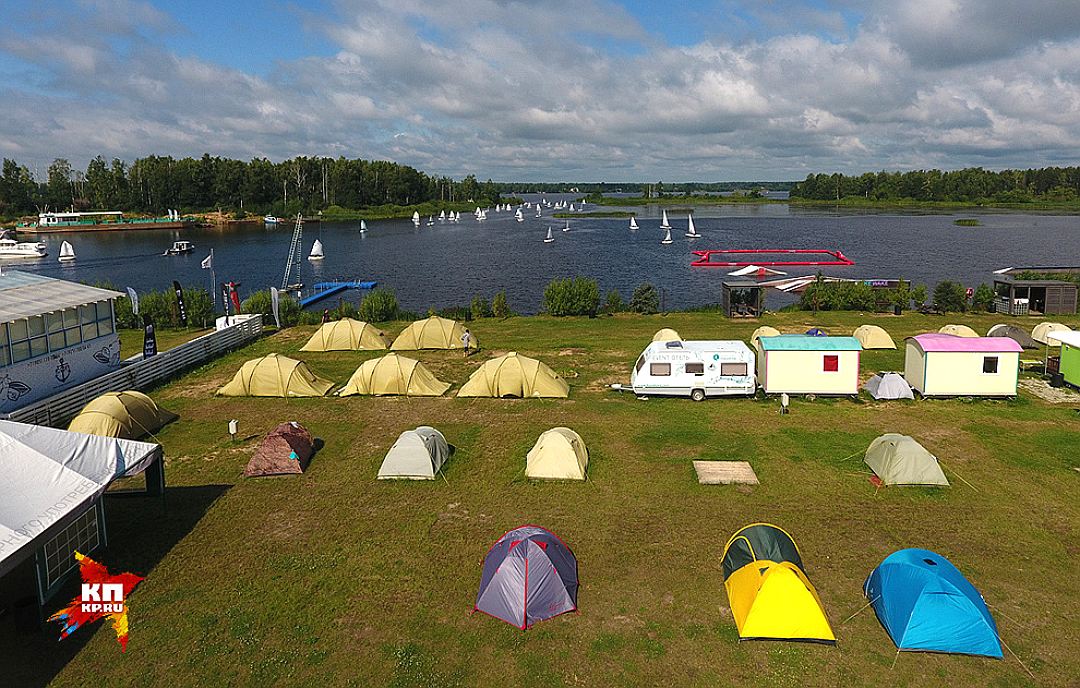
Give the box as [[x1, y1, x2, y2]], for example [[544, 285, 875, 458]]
[[661, 228, 672, 244], [515, 208, 524, 222], [686, 214, 698, 237], [536, 207, 542, 217], [629, 216, 639, 230], [439, 210, 446, 220], [308, 238, 325, 260], [427, 215, 434, 225], [544, 227, 554, 242], [563, 220, 570, 232], [569, 204, 575, 211], [661, 210, 671, 229], [360, 220, 367, 231], [412, 211, 421, 225], [58, 240, 76, 262]]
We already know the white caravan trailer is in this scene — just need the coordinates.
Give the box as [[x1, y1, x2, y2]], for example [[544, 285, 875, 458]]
[[629, 340, 756, 400]]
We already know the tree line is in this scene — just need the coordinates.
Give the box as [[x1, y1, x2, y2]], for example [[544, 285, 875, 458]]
[[0, 154, 507, 218], [790, 166, 1080, 203]]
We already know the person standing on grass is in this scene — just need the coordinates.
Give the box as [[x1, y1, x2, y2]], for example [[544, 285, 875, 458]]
[[322, 309, 330, 324], [461, 328, 471, 358]]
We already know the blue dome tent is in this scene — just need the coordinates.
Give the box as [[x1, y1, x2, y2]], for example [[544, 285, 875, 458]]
[[864, 549, 1002, 658]]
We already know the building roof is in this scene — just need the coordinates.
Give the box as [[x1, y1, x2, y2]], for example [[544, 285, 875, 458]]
[[649, 340, 752, 354], [757, 335, 862, 351], [0, 270, 123, 324], [908, 333, 1022, 353], [1046, 330, 1080, 347], [993, 276, 1079, 288]]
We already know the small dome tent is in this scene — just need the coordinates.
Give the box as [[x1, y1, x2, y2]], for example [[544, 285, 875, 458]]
[[865, 549, 1002, 658], [751, 326, 781, 344], [1032, 321, 1072, 346], [721, 523, 835, 644], [474, 525, 578, 629], [864, 434, 948, 486], [245, 422, 315, 477], [378, 426, 450, 480], [217, 354, 334, 397], [805, 327, 828, 337], [391, 316, 475, 350], [526, 428, 588, 480], [457, 352, 569, 398], [986, 324, 1038, 349], [652, 328, 682, 343], [300, 318, 390, 351], [68, 390, 178, 440], [337, 353, 449, 397], [938, 324, 979, 338], [853, 324, 896, 349], [862, 373, 913, 400]]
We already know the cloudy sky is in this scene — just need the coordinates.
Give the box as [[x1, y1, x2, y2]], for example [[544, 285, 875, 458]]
[[2, 0, 1080, 181]]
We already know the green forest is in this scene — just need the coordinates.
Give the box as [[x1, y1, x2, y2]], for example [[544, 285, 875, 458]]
[[0, 154, 506, 219]]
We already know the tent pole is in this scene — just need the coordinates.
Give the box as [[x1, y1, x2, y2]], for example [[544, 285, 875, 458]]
[[841, 595, 878, 624]]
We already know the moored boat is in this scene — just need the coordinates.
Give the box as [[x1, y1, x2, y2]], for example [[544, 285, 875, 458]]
[[164, 240, 194, 255], [0, 237, 48, 258], [26, 210, 194, 233]]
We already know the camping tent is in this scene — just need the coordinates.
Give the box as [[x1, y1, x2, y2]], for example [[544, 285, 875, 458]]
[[1032, 321, 1072, 346], [217, 353, 334, 397], [68, 390, 178, 440], [751, 326, 781, 343], [474, 525, 578, 629], [938, 324, 979, 338], [337, 353, 449, 397], [245, 422, 315, 477], [526, 427, 588, 480], [720, 523, 835, 643], [864, 434, 948, 486], [390, 316, 475, 350], [300, 318, 390, 351], [378, 426, 450, 479], [865, 549, 1002, 658], [652, 328, 682, 343], [457, 352, 569, 398], [863, 373, 914, 400], [986, 324, 1038, 349], [853, 325, 896, 349], [805, 327, 827, 336]]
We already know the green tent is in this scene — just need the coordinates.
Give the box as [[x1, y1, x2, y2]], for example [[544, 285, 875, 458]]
[[864, 434, 949, 487]]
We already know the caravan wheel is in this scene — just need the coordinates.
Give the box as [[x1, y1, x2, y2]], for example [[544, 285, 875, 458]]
[[690, 389, 706, 402]]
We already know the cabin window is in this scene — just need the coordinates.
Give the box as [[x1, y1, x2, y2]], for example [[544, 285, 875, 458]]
[[721, 362, 748, 376], [982, 356, 999, 374], [685, 362, 704, 375], [823, 355, 839, 372], [635, 355, 646, 373], [0, 324, 9, 367], [650, 363, 671, 376]]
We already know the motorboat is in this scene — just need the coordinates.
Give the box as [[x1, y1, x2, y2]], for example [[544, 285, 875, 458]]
[[0, 237, 47, 258], [264, 216, 280, 225], [164, 240, 194, 255]]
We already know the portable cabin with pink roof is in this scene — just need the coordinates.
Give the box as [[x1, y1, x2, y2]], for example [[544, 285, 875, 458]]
[[904, 334, 1022, 397]]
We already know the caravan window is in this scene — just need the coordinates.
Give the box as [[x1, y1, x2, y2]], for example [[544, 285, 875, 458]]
[[685, 362, 704, 375], [720, 362, 747, 376], [982, 356, 999, 374], [635, 355, 646, 373], [823, 355, 839, 372], [650, 363, 671, 376]]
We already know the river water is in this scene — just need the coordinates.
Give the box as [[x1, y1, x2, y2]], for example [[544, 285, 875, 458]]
[[6, 194, 1079, 313]]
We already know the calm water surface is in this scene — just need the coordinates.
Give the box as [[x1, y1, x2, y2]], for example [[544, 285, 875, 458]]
[[8, 194, 1079, 313]]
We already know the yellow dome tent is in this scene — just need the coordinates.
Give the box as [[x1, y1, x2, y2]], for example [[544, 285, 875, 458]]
[[390, 316, 475, 350], [721, 523, 835, 644], [526, 427, 588, 480], [300, 318, 390, 351], [751, 326, 781, 344], [1032, 321, 1072, 346], [938, 324, 978, 338], [652, 328, 682, 343], [68, 390, 178, 440], [853, 324, 896, 349], [456, 352, 569, 398], [337, 353, 450, 397], [217, 353, 335, 397]]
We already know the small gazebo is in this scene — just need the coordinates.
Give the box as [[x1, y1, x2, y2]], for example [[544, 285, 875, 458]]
[[721, 279, 765, 317]]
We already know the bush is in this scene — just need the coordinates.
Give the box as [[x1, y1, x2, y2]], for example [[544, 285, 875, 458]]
[[972, 283, 995, 312], [933, 280, 968, 312], [629, 283, 660, 314], [601, 289, 624, 314], [242, 289, 303, 326], [492, 290, 510, 318], [470, 295, 492, 319], [113, 285, 215, 328], [542, 277, 600, 316], [359, 289, 399, 322]]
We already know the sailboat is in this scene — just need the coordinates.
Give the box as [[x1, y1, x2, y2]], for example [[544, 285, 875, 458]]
[[535, 206, 542, 217], [58, 240, 76, 263], [439, 210, 446, 221], [660, 210, 671, 229], [426, 215, 435, 226], [412, 211, 421, 226], [569, 204, 575, 212], [661, 227, 673, 245], [629, 216, 639, 230], [686, 214, 700, 238], [308, 239, 325, 261], [515, 208, 524, 222], [359, 220, 367, 232], [562, 220, 570, 232], [544, 227, 555, 243]]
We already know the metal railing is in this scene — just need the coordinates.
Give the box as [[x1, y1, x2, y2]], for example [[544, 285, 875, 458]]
[[2, 315, 263, 427]]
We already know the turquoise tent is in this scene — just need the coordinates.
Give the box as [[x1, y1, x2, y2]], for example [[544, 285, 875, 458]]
[[864, 549, 1002, 658]]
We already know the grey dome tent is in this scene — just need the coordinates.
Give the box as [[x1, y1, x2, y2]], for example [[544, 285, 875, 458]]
[[377, 426, 450, 480], [986, 324, 1038, 349], [863, 373, 914, 400], [864, 434, 949, 486]]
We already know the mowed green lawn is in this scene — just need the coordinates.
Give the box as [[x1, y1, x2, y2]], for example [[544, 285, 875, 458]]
[[14, 312, 1080, 687]]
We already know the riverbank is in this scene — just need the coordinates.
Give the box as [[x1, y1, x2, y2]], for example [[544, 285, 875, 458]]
[[20, 310, 1076, 687]]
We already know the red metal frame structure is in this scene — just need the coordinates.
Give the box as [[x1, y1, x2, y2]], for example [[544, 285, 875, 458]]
[[691, 249, 855, 268]]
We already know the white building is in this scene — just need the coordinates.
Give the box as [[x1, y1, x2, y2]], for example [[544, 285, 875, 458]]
[[0, 270, 123, 415]]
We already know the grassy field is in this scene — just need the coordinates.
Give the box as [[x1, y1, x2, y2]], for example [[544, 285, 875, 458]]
[[9, 311, 1080, 687]]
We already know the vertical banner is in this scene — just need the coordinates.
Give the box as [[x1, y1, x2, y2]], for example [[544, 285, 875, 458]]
[[126, 287, 140, 316], [270, 287, 282, 328], [172, 281, 188, 327], [228, 282, 242, 315], [220, 283, 232, 325], [142, 315, 158, 358]]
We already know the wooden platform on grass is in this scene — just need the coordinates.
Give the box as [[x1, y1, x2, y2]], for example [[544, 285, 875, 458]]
[[693, 460, 759, 485]]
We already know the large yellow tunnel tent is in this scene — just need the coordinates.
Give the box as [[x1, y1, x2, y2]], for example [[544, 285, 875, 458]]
[[217, 353, 334, 397], [526, 427, 588, 480], [751, 326, 781, 344], [68, 390, 178, 440], [938, 324, 979, 338], [457, 352, 569, 398], [337, 353, 450, 397], [652, 328, 682, 343], [390, 316, 475, 350], [853, 324, 896, 349], [300, 318, 391, 351]]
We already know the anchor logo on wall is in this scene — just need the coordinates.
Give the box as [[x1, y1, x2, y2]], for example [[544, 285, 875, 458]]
[[55, 357, 72, 383], [0, 375, 31, 402]]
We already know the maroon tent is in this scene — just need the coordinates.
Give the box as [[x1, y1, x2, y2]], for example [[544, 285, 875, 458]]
[[474, 525, 578, 629], [244, 422, 314, 477]]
